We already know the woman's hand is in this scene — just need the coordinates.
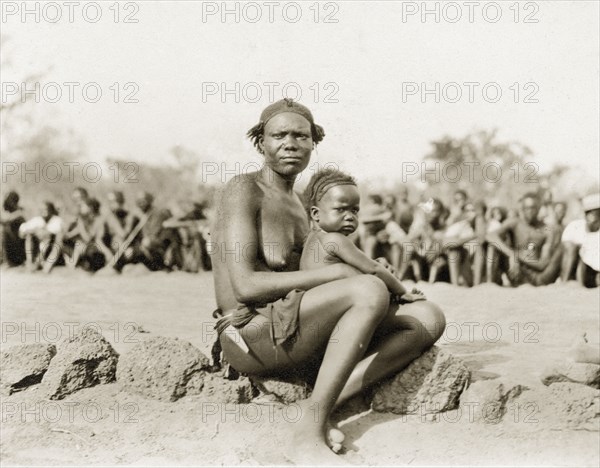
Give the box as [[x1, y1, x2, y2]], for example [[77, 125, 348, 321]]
[[399, 288, 426, 303]]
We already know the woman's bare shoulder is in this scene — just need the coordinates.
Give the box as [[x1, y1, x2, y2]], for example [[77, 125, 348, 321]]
[[217, 173, 264, 208]]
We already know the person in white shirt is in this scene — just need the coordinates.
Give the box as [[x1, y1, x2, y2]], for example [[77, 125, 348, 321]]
[[560, 193, 600, 287], [19, 201, 65, 273]]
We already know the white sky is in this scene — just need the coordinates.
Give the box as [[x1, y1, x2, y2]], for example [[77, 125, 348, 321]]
[[2, 0, 599, 188]]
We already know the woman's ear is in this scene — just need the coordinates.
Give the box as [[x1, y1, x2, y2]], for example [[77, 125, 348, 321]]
[[309, 206, 320, 223], [258, 137, 265, 155]]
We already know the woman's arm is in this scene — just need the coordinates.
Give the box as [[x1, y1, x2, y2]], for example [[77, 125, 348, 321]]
[[222, 178, 355, 304], [323, 232, 407, 297]]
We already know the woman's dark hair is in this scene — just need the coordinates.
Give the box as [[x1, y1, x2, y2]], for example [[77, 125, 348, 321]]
[[246, 121, 325, 152], [303, 168, 356, 213]]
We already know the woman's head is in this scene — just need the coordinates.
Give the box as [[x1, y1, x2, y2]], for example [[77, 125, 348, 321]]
[[247, 99, 325, 178], [304, 168, 359, 235]]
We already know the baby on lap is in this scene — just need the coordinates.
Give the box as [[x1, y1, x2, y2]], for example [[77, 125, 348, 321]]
[[300, 168, 424, 304]]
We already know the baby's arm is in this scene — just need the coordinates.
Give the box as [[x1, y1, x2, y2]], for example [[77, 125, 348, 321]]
[[323, 232, 407, 297]]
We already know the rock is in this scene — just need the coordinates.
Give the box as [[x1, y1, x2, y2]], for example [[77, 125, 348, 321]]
[[541, 361, 600, 389], [545, 383, 600, 430], [186, 372, 254, 403], [371, 346, 470, 414], [0, 343, 56, 395], [460, 379, 528, 423], [117, 336, 209, 402], [250, 376, 312, 404], [41, 327, 118, 400]]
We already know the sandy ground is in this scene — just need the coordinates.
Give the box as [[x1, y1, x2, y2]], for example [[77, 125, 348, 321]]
[[1, 267, 599, 466]]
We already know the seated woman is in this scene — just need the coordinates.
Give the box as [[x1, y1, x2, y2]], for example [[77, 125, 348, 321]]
[[210, 99, 446, 464], [18, 201, 65, 273]]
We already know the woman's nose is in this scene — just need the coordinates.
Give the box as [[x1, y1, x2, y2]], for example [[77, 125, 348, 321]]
[[282, 134, 297, 147]]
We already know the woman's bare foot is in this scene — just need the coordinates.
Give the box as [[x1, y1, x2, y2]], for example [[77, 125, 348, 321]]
[[568, 333, 600, 364], [286, 400, 347, 466], [327, 424, 345, 453]]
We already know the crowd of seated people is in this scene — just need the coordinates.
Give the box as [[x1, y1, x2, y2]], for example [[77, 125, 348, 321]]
[[1, 185, 598, 287], [0, 188, 211, 274], [354, 188, 599, 288]]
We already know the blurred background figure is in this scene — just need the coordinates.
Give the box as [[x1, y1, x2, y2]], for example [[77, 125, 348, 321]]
[[62, 197, 109, 272], [123, 192, 181, 271], [1, 191, 26, 267], [560, 193, 600, 287], [19, 201, 65, 273], [163, 199, 212, 272]]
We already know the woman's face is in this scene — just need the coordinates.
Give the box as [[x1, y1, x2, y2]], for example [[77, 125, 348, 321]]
[[259, 112, 313, 178]]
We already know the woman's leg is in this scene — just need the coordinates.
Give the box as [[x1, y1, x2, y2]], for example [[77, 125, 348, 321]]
[[335, 299, 446, 406], [221, 274, 390, 463]]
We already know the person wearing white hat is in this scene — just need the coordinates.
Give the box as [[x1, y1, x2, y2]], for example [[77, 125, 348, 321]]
[[560, 193, 600, 287]]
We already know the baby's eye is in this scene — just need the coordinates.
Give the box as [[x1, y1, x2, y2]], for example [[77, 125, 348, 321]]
[[352, 208, 359, 214]]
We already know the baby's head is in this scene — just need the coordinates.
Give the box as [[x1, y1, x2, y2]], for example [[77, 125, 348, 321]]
[[304, 168, 359, 236]]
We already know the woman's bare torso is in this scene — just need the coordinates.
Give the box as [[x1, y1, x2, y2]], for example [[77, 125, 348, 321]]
[[211, 173, 309, 311]]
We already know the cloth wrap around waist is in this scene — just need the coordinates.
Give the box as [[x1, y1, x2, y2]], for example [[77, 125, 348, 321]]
[[214, 289, 305, 347]]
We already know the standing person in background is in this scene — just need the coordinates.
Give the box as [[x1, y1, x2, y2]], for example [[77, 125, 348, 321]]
[[0, 191, 26, 267], [19, 201, 65, 273], [560, 193, 600, 287]]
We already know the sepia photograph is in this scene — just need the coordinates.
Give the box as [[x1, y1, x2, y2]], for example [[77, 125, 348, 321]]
[[1, 1, 599, 466]]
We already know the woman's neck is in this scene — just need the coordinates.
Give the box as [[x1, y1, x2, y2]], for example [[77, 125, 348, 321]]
[[259, 166, 296, 193]]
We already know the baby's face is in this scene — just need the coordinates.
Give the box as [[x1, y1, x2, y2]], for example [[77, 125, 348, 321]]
[[313, 185, 360, 236]]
